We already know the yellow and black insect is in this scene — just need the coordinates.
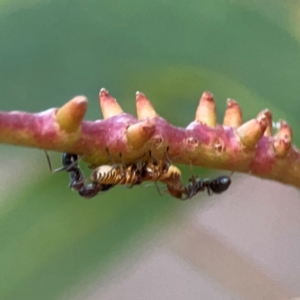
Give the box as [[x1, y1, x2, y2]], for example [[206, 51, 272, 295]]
[[146, 162, 189, 200], [80, 150, 189, 200], [88, 160, 145, 186], [47, 150, 231, 200], [133, 151, 188, 200]]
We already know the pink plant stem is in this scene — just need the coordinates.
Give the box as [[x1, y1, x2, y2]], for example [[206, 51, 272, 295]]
[[0, 89, 299, 188]]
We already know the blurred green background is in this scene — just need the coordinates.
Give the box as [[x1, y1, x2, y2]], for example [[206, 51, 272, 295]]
[[0, 0, 300, 299]]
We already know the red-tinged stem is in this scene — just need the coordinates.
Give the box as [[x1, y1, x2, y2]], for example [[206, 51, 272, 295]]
[[0, 89, 299, 189]]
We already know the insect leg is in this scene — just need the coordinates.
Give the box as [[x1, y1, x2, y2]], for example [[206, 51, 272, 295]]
[[154, 181, 163, 196]]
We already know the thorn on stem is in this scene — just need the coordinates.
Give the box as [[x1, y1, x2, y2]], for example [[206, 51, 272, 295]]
[[236, 113, 267, 149], [55, 96, 87, 133], [126, 119, 156, 149], [136, 91, 158, 120], [273, 120, 292, 157], [223, 98, 242, 127], [99, 88, 123, 119], [257, 109, 272, 136], [195, 91, 217, 127]]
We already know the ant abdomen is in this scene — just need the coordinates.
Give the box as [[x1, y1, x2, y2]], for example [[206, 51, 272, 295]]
[[78, 183, 100, 198], [208, 176, 231, 194]]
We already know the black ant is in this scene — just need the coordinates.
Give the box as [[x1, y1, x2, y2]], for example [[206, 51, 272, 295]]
[[45, 152, 114, 198], [186, 174, 232, 198]]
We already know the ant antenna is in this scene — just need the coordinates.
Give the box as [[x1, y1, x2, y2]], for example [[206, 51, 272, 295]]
[[45, 151, 68, 173], [44, 151, 53, 172], [188, 159, 197, 184], [164, 146, 172, 164], [149, 150, 157, 163]]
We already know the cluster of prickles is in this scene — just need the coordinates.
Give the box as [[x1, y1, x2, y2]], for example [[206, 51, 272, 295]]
[[0, 88, 299, 189], [46, 150, 231, 200]]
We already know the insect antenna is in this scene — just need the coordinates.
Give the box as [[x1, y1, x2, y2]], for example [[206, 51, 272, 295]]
[[44, 150, 53, 172]]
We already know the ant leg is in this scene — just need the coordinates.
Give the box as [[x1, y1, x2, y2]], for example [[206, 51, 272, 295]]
[[136, 157, 143, 171], [164, 147, 183, 164], [186, 163, 195, 198], [164, 146, 171, 164], [204, 179, 212, 196], [105, 147, 116, 165], [154, 181, 163, 196], [189, 160, 195, 179], [207, 187, 212, 196], [148, 150, 154, 161], [149, 150, 159, 165], [119, 152, 124, 165]]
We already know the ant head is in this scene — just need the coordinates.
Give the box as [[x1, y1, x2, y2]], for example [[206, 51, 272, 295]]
[[61, 153, 78, 169]]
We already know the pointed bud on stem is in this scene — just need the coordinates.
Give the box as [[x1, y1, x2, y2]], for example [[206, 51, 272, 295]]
[[126, 119, 156, 149], [99, 88, 123, 119], [237, 112, 267, 149], [223, 99, 242, 127], [136, 92, 158, 120], [273, 120, 292, 157], [257, 109, 272, 137], [195, 91, 217, 127], [55, 96, 87, 133]]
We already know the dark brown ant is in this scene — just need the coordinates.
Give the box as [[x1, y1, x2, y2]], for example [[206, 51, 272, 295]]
[[45, 152, 114, 198]]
